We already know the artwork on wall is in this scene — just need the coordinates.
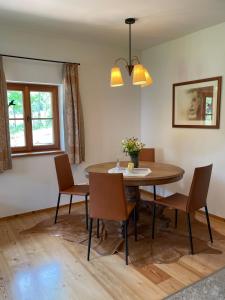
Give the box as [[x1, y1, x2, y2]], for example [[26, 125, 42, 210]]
[[172, 76, 222, 128]]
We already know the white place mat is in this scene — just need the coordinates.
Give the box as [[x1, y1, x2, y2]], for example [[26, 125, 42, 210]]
[[108, 167, 151, 177]]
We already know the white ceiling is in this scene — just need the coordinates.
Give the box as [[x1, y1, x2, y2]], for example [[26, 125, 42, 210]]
[[0, 0, 225, 50]]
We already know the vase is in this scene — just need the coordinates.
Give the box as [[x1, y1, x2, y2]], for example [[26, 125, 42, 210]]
[[129, 152, 139, 168]]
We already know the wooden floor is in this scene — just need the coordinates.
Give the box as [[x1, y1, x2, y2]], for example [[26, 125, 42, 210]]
[[1, 204, 225, 300]]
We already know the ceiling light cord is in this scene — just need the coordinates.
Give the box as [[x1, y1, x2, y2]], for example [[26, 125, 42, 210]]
[[129, 22, 132, 67]]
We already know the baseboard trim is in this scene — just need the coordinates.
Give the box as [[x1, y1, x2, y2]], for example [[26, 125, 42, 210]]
[[0, 201, 84, 221], [196, 210, 225, 223]]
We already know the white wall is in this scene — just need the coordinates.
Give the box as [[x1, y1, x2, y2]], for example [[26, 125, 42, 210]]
[[0, 25, 140, 217], [2, 21, 225, 219], [141, 22, 225, 218]]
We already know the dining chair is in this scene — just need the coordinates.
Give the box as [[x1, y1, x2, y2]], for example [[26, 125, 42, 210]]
[[139, 148, 155, 163], [87, 172, 137, 265], [139, 148, 157, 200], [54, 154, 89, 229], [151, 164, 213, 254]]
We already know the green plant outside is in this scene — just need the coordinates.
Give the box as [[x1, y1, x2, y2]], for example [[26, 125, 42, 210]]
[[8, 90, 52, 135]]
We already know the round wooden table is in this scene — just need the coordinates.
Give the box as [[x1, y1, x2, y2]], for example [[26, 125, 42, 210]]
[[85, 161, 184, 200], [85, 161, 184, 224], [86, 161, 184, 184]]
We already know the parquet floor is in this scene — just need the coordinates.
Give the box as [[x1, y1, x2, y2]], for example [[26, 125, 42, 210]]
[[0, 203, 225, 300]]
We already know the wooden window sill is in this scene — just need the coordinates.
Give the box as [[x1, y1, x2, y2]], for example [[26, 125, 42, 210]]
[[12, 150, 65, 158]]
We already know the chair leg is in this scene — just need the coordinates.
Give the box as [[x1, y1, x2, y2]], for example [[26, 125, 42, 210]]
[[124, 220, 129, 265], [205, 206, 213, 243], [175, 209, 178, 228], [152, 202, 156, 239], [133, 207, 138, 241], [186, 213, 194, 255], [85, 194, 88, 230], [69, 195, 73, 214], [97, 219, 100, 238], [122, 222, 125, 239], [153, 185, 157, 200], [54, 193, 61, 224], [87, 218, 93, 261]]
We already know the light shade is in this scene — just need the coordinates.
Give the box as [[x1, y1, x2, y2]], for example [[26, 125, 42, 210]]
[[110, 67, 124, 87], [132, 64, 146, 85], [141, 68, 153, 87]]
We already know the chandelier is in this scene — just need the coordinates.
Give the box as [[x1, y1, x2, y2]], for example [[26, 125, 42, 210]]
[[110, 18, 152, 88]]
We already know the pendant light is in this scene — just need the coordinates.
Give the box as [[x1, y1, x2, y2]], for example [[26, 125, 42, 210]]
[[110, 18, 153, 87]]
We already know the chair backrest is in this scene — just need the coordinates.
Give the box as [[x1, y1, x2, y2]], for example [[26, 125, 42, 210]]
[[54, 154, 74, 191], [187, 164, 213, 212], [89, 172, 128, 221], [139, 148, 155, 162]]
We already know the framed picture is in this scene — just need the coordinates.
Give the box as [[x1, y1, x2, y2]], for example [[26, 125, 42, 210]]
[[172, 76, 222, 128]]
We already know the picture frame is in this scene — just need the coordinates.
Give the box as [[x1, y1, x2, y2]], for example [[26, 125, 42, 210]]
[[172, 76, 222, 129]]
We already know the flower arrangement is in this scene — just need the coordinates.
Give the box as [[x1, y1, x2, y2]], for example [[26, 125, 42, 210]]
[[122, 137, 145, 155]]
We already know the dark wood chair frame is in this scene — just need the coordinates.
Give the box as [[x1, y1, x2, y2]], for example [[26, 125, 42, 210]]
[[55, 192, 89, 229], [152, 204, 213, 254], [151, 165, 213, 254], [139, 148, 157, 200], [87, 207, 138, 265], [54, 154, 89, 229]]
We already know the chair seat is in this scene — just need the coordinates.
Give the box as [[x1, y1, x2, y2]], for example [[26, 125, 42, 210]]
[[154, 193, 188, 212], [60, 185, 89, 196]]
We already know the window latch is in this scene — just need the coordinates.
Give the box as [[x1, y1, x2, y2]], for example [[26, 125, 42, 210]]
[[26, 116, 31, 122]]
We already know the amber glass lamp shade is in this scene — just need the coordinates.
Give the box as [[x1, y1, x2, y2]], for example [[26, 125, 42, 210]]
[[132, 64, 146, 85], [141, 68, 153, 87], [110, 67, 124, 87]]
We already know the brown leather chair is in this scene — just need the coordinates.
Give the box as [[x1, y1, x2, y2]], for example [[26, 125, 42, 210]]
[[87, 173, 137, 265], [139, 148, 155, 163], [139, 148, 157, 200], [54, 154, 89, 229], [152, 164, 213, 254]]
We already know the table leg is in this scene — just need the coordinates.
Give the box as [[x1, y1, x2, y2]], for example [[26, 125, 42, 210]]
[[125, 186, 140, 221], [126, 186, 170, 228], [115, 186, 140, 237], [125, 186, 140, 202]]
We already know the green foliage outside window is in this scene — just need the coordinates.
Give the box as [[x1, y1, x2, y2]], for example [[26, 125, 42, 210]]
[[8, 90, 53, 134]]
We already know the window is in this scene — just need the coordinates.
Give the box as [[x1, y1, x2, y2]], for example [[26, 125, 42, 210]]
[[205, 96, 213, 121], [7, 83, 60, 153]]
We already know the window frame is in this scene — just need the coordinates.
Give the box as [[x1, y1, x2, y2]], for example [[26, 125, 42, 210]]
[[7, 82, 60, 154]]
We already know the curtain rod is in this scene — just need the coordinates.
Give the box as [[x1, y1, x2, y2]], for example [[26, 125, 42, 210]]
[[0, 53, 80, 65]]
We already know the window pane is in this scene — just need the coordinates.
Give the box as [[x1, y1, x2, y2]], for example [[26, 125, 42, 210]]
[[30, 91, 53, 118], [32, 119, 54, 145], [205, 114, 212, 121], [205, 97, 213, 115], [7, 90, 24, 118], [9, 120, 26, 147]]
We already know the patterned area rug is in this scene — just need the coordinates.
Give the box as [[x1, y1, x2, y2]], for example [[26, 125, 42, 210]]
[[21, 203, 225, 268], [166, 267, 225, 300]]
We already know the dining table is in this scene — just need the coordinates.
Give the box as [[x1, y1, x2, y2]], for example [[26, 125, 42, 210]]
[[85, 161, 185, 220]]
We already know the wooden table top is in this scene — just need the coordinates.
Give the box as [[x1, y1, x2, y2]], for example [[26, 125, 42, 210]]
[[85, 161, 185, 186]]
